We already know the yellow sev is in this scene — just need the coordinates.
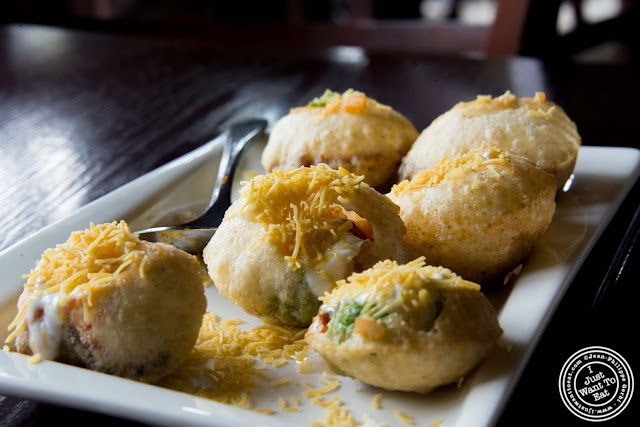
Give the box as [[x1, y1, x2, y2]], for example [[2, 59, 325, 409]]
[[454, 90, 518, 110], [158, 313, 368, 423], [5, 221, 147, 346], [229, 164, 366, 268], [309, 399, 358, 427], [394, 409, 415, 425], [453, 90, 550, 114], [322, 258, 480, 331], [158, 312, 308, 406], [290, 89, 391, 116], [372, 393, 383, 410], [390, 147, 512, 200]]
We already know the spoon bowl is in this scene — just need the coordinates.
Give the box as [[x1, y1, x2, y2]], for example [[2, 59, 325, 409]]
[[136, 118, 267, 253]]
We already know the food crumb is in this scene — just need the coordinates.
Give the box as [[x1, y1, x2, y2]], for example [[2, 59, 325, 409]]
[[309, 398, 358, 427], [232, 392, 249, 407], [372, 393, 383, 410], [497, 339, 514, 352], [273, 358, 287, 367], [310, 396, 340, 408], [322, 371, 338, 381], [298, 358, 314, 373], [503, 264, 523, 285], [271, 377, 299, 387], [279, 397, 300, 412], [362, 413, 389, 427], [252, 408, 274, 415], [28, 353, 42, 364], [394, 409, 414, 425], [303, 379, 340, 397]]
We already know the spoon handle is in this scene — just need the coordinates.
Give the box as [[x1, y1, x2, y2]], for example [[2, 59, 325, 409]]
[[186, 118, 267, 227]]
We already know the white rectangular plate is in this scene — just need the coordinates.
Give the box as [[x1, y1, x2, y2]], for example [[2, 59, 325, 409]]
[[1, 138, 639, 427]]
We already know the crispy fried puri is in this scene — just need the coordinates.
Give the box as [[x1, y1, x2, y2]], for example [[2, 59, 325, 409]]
[[399, 91, 581, 190], [10, 221, 206, 383], [305, 258, 502, 392], [203, 164, 407, 327], [389, 148, 556, 284], [262, 89, 419, 188]]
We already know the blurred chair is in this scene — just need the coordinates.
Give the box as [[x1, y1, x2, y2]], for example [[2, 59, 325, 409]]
[[200, 0, 532, 57], [272, 0, 532, 57], [486, 0, 531, 56], [0, 0, 550, 58]]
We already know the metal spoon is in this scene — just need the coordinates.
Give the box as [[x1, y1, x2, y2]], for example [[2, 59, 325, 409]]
[[135, 118, 267, 253]]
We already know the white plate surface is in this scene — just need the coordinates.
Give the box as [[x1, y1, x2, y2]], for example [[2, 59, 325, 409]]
[[1, 137, 639, 427]]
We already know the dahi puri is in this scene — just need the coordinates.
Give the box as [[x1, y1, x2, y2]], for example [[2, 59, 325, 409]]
[[398, 91, 581, 190], [305, 258, 502, 393], [261, 89, 419, 188], [6, 221, 206, 384], [203, 164, 407, 327], [388, 147, 556, 284]]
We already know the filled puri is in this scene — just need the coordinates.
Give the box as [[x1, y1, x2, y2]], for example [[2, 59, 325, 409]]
[[389, 147, 557, 284], [305, 258, 503, 393], [202, 164, 408, 327], [399, 91, 581, 190], [262, 89, 419, 189], [5, 221, 206, 383]]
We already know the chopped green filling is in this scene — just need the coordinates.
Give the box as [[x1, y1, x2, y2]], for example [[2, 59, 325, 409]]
[[325, 285, 442, 338], [360, 299, 397, 320], [307, 90, 341, 108], [259, 267, 321, 326], [326, 300, 363, 342], [308, 98, 326, 108]]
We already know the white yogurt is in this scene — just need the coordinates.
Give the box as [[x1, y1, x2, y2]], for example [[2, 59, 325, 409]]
[[304, 235, 363, 297], [25, 291, 63, 360]]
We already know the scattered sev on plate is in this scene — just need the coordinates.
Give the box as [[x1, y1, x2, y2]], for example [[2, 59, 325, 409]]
[[158, 312, 307, 406], [155, 310, 437, 425], [393, 409, 415, 426]]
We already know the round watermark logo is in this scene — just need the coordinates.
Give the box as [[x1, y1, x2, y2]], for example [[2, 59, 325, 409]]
[[559, 346, 634, 422]]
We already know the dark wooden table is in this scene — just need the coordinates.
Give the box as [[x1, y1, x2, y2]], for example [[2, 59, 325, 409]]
[[1, 24, 638, 426]]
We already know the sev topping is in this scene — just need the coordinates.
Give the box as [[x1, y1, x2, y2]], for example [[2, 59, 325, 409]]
[[322, 258, 480, 342], [390, 147, 511, 198], [453, 90, 553, 115], [323, 258, 479, 312], [5, 221, 147, 346], [534, 91, 547, 103], [159, 312, 307, 406], [230, 164, 367, 268], [290, 89, 391, 116], [454, 90, 517, 110]]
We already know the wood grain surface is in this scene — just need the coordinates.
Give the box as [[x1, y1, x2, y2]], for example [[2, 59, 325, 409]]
[[0, 23, 638, 426]]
